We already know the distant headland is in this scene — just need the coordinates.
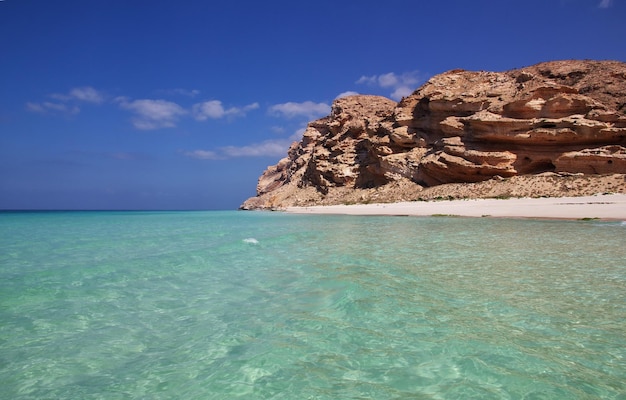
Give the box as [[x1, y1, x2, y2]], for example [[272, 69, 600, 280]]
[[241, 60, 626, 210]]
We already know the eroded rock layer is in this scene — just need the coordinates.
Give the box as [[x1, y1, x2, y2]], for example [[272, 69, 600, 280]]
[[242, 60, 626, 209]]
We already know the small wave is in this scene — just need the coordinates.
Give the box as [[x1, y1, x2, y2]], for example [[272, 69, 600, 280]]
[[243, 238, 259, 244]]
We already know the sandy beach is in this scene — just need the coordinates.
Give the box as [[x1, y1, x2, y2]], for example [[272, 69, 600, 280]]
[[285, 194, 626, 220]]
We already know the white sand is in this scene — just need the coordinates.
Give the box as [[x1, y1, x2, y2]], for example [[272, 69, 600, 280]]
[[285, 194, 626, 220]]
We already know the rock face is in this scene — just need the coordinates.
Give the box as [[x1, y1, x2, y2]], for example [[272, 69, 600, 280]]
[[242, 60, 626, 209]]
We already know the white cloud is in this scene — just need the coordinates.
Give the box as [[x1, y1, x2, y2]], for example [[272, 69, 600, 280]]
[[377, 72, 399, 88], [356, 70, 422, 100], [27, 86, 260, 129], [27, 86, 103, 115], [269, 101, 331, 119], [598, 0, 613, 8], [185, 128, 304, 160], [390, 86, 414, 100], [221, 140, 291, 158], [192, 100, 226, 120], [50, 86, 104, 103], [335, 91, 360, 99], [192, 100, 259, 120], [160, 88, 201, 97], [183, 149, 220, 160], [355, 75, 376, 85], [117, 98, 187, 130], [115, 96, 258, 129], [185, 139, 290, 159], [69, 87, 105, 103]]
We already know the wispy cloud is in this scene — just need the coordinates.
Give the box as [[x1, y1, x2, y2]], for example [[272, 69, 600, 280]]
[[220, 139, 292, 158], [157, 88, 201, 97], [357, 73, 399, 88], [184, 139, 289, 159], [192, 100, 259, 120], [69, 87, 105, 103], [117, 96, 257, 129], [184, 130, 303, 160], [116, 97, 187, 130], [269, 101, 331, 119], [598, 0, 613, 8], [183, 149, 220, 160], [27, 86, 260, 130], [50, 86, 105, 103], [26, 86, 104, 115], [356, 70, 422, 100], [335, 91, 360, 99], [26, 101, 80, 115]]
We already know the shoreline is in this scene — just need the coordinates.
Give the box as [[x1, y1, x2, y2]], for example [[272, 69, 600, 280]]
[[284, 194, 626, 220]]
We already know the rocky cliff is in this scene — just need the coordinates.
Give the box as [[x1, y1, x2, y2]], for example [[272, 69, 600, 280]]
[[242, 60, 626, 209]]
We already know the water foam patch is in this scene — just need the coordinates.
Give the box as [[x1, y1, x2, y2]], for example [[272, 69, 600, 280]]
[[243, 238, 259, 244]]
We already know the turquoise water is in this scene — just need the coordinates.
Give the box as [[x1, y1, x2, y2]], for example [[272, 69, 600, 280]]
[[1, 211, 625, 399]]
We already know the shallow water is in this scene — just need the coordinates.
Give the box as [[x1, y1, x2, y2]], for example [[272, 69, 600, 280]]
[[1, 211, 625, 399]]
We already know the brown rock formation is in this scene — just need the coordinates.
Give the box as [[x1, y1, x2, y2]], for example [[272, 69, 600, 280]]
[[242, 60, 626, 209]]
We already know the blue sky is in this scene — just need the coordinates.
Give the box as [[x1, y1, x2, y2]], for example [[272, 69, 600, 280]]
[[1, 0, 624, 210]]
